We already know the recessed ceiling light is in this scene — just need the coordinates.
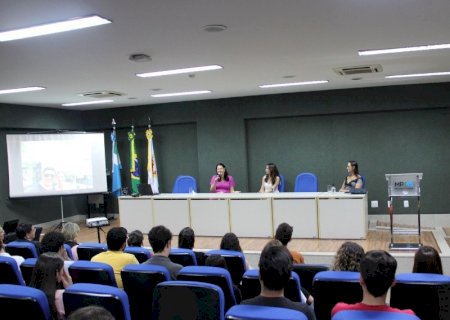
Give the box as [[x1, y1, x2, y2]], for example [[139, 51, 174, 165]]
[[151, 90, 212, 98], [0, 15, 111, 42], [202, 25, 227, 32], [283, 75, 296, 79], [385, 71, 450, 79], [259, 80, 329, 89], [0, 86, 45, 95], [136, 65, 222, 78], [129, 53, 151, 62], [62, 99, 113, 106], [359, 43, 450, 56]]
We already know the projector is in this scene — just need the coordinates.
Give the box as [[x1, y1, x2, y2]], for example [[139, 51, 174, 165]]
[[86, 217, 109, 228]]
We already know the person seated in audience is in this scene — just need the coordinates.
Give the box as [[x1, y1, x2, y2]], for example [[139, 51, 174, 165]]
[[41, 231, 74, 272], [205, 254, 242, 303], [178, 226, 205, 265], [332, 241, 365, 272], [15, 222, 41, 254], [240, 245, 316, 320], [127, 229, 144, 247], [91, 227, 138, 288], [62, 222, 80, 260], [412, 245, 443, 274], [331, 250, 415, 317], [275, 223, 304, 264], [220, 232, 250, 269], [30, 252, 73, 320], [67, 305, 114, 320], [144, 225, 183, 280], [0, 226, 24, 266]]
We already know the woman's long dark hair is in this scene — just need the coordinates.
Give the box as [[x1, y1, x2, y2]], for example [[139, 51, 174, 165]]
[[264, 163, 280, 185], [220, 232, 242, 252], [413, 246, 443, 274], [216, 163, 229, 182], [349, 160, 359, 175]]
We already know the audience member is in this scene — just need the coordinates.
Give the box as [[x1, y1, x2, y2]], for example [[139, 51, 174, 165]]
[[331, 250, 415, 317], [62, 222, 80, 260], [220, 232, 250, 269], [205, 254, 242, 302], [91, 227, 138, 288], [178, 226, 205, 265], [127, 230, 144, 247], [144, 225, 183, 280], [275, 223, 304, 264], [30, 252, 73, 320], [15, 222, 41, 254], [0, 226, 24, 266], [412, 245, 443, 274], [332, 241, 365, 272], [67, 305, 114, 320], [240, 245, 316, 320], [41, 231, 74, 272]]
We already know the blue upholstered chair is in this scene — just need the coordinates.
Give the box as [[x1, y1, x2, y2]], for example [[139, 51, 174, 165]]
[[152, 280, 225, 320], [390, 273, 450, 320], [172, 175, 197, 193], [5, 240, 39, 259], [170, 248, 198, 266], [313, 271, 362, 320], [205, 249, 247, 286], [121, 264, 170, 320], [225, 305, 308, 320], [0, 284, 51, 320], [0, 255, 25, 285], [294, 172, 318, 192], [292, 263, 330, 296], [76, 242, 107, 261], [64, 243, 74, 260], [63, 283, 131, 320], [124, 246, 152, 263], [68, 260, 117, 287], [332, 310, 420, 320], [177, 266, 237, 311], [278, 174, 285, 192], [20, 257, 37, 285]]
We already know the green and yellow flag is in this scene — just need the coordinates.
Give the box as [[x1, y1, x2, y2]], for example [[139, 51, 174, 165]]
[[128, 128, 140, 194]]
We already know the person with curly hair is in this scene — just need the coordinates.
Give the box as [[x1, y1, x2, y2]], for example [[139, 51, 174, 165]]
[[332, 241, 365, 272]]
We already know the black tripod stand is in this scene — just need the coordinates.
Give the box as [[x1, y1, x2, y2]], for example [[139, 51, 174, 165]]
[[52, 196, 66, 231]]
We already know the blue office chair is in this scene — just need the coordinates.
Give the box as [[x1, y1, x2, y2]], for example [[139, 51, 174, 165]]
[[64, 243, 74, 260], [360, 175, 366, 188], [63, 283, 131, 320], [332, 310, 420, 320], [177, 266, 237, 311], [390, 273, 450, 320], [76, 242, 107, 261], [205, 249, 247, 286], [68, 260, 117, 287], [124, 246, 152, 263], [170, 248, 198, 266], [294, 172, 318, 192], [20, 257, 37, 285], [292, 263, 330, 296], [278, 174, 285, 192], [152, 280, 225, 320], [226, 305, 308, 320], [5, 241, 39, 259], [0, 256, 25, 285], [0, 284, 51, 320], [313, 271, 362, 320], [172, 175, 197, 193], [121, 264, 170, 320]]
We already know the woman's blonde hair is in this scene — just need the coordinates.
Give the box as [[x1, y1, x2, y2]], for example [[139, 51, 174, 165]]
[[62, 222, 80, 241]]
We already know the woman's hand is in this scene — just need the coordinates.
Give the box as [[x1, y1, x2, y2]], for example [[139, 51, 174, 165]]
[[61, 268, 73, 288]]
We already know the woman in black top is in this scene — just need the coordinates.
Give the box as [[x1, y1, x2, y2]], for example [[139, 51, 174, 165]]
[[339, 160, 363, 192]]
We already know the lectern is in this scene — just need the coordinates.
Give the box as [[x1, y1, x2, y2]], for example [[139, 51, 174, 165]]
[[385, 173, 423, 250]]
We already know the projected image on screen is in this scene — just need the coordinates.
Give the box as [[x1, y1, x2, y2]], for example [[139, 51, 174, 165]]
[[7, 133, 107, 198]]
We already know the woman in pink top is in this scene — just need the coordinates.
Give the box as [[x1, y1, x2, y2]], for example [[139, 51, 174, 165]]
[[210, 163, 235, 193]]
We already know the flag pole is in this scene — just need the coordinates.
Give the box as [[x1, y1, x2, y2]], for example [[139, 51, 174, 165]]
[[111, 118, 122, 197]]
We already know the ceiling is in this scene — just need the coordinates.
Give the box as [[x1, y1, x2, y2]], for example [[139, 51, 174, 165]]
[[1, 0, 450, 110]]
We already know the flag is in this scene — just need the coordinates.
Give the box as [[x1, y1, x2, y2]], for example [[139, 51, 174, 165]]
[[111, 130, 122, 197], [128, 128, 140, 194], [146, 128, 159, 194]]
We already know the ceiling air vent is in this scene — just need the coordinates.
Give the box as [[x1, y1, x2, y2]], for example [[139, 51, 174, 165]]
[[334, 64, 382, 76], [80, 91, 124, 98]]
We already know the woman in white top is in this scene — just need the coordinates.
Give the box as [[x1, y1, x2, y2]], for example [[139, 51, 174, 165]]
[[259, 163, 281, 193]]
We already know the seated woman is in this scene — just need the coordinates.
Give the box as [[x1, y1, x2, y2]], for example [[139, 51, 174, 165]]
[[412, 245, 443, 274], [210, 163, 236, 193], [259, 163, 281, 193], [62, 222, 80, 261], [332, 241, 365, 272], [205, 254, 242, 302], [339, 160, 363, 192], [220, 232, 250, 270], [178, 227, 205, 265], [0, 226, 24, 267]]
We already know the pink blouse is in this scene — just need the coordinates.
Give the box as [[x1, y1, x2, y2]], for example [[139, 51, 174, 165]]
[[210, 175, 235, 193]]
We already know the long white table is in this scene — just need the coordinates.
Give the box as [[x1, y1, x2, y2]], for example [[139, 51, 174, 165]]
[[118, 192, 368, 239]]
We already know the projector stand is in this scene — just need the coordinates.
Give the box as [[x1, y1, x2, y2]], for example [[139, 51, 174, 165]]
[[53, 196, 66, 231], [95, 226, 106, 243]]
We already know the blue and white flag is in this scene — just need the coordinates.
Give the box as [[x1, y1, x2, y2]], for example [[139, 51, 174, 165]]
[[146, 128, 159, 194], [111, 130, 122, 197]]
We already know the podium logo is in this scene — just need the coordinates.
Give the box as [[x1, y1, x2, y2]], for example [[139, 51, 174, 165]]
[[394, 181, 415, 189]]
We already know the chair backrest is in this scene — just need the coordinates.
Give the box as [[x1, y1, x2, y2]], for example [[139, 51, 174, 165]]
[[313, 271, 362, 320], [5, 241, 38, 259], [170, 248, 198, 266], [177, 266, 237, 311], [332, 310, 420, 320], [76, 242, 107, 261], [0, 284, 51, 320], [68, 260, 117, 287], [124, 246, 152, 263], [292, 263, 330, 296], [172, 175, 197, 193], [0, 255, 25, 285], [20, 257, 37, 286], [63, 283, 131, 320], [152, 280, 225, 320], [360, 175, 366, 188], [241, 269, 302, 302], [64, 243, 74, 260], [225, 305, 308, 320], [205, 250, 247, 286], [278, 174, 285, 192], [390, 273, 450, 320], [121, 264, 170, 320], [294, 172, 318, 192]]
